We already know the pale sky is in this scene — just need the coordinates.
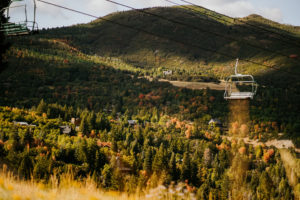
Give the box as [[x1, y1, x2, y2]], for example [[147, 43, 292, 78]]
[[7, 0, 300, 29]]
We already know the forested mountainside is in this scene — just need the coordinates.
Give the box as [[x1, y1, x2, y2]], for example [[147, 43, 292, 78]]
[[37, 6, 300, 84]]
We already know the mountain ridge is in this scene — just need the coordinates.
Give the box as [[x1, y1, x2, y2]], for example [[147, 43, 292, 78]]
[[36, 5, 300, 85]]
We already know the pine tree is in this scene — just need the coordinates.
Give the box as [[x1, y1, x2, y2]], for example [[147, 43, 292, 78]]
[[124, 132, 133, 147], [169, 152, 178, 180], [75, 138, 88, 163], [37, 99, 47, 115], [96, 112, 110, 131], [220, 175, 230, 200], [278, 178, 292, 199], [33, 157, 50, 180], [21, 128, 33, 147], [181, 151, 191, 181], [101, 164, 112, 188], [87, 111, 96, 132], [79, 115, 89, 135], [9, 128, 19, 151], [257, 171, 273, 199], [130, 139, 139, 155], [18, 152, 33, 179], [197, 182, 210, 200], [95, 149, 106, 172], [112, 139, 118, 152], [152, 144, 165, 173], [86, 138, 97, 171], [143, 147, 152, 173], [190, 158, 199, 185]]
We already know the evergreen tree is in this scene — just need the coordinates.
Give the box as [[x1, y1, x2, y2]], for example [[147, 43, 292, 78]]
[[18, 152, 33, 179], [96, 112, 110, 131], [87, 111, 96, 131], [181, 151, 191, 181], [197, 181, 210, 200], [86, 138, 97, 171], [75, 138, 88, 163], [21, 128, 33, 147], [8, 128, 19, 151], [169, 152, 178, 180], [250, 172, 259, 191], [257, 171, 273, 199], [37, 99, 47, 115], [152, 144, 165, 173], [6, 150, 19, 168], [278, 178, 292, 199], [218, 149, 229, 172], [143, 147, 152, 173], [79, 115, 89, 134], [112, 139, 118, 152], [33, 157, 50, 180], [124, 132, 133, 147], [130, 139, 139, 155], [95, 149, 106, 172], [101, 164, 112, 188], [219, 175, 230, 200], [190, 158, 199, 185]]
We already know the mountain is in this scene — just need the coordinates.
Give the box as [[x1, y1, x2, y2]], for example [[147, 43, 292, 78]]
[[37, 6, 300, 84], [0, 5, 299, 146]]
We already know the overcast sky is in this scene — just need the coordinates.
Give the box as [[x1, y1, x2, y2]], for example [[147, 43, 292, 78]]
[[7, 0, 300, 29]]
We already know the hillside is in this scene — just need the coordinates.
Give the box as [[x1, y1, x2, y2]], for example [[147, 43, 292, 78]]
[[0, 6, 299, 143], [37, 6, 300, 85], [2, 6, 299, 139]]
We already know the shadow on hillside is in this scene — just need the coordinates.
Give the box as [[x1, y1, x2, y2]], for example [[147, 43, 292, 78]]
[[37, 6, 300, 67]]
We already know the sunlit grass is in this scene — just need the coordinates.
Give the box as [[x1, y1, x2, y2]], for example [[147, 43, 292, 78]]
[[0, 168, 195, 200]]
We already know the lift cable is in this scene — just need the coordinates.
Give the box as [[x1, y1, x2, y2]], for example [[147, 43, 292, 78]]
[[178, 0, 300, 49], [37, 0, 300, 78], [105, 0, 300, 63]]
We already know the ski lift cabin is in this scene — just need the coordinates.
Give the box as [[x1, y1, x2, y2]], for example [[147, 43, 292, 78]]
[[224, 59, 257, 100], [0, 0, 38, 36]]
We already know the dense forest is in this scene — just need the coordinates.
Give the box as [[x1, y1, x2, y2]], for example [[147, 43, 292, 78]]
[[0, 3, 300, 200], [0, 104, 296, 199]]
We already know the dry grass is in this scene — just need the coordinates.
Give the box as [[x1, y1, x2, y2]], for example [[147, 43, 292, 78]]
[[0, 170, 127, 200], [0, 168, 195, 200]]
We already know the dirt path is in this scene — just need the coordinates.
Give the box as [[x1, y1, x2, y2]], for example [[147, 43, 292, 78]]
[[159, 79, 227, 90]]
